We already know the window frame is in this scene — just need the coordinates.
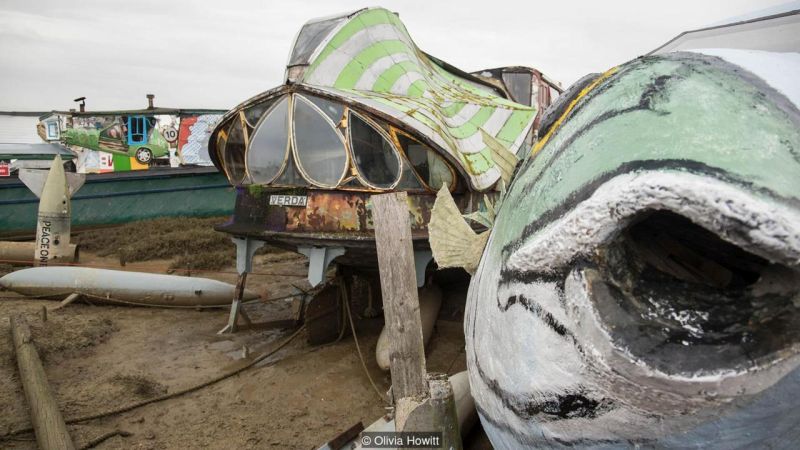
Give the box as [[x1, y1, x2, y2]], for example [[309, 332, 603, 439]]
[[290, 94, 350, 189], [346, 110, 404, 191], [243, 95, 292, 185], [389, 127, 457, 192]]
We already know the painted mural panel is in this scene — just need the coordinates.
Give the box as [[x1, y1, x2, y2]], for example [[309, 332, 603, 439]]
[[177, 114, 222, 166]]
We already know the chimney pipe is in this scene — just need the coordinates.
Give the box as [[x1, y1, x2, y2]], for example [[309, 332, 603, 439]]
[[146, 94, 155, 109], [73, 96, 86, 112]]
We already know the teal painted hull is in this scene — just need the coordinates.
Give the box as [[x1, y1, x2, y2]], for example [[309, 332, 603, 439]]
[[0, 167, 234, 238]]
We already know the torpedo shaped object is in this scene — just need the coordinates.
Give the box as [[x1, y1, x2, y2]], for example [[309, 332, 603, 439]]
[[0, 267, 260, 308]]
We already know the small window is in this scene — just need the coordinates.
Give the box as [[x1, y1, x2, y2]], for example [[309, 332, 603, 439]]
[[395, 132, 454, 190], [46, 121, 59, 140], [247, 97, 289, 183], [127, 116, 147, 144], [502, 72, 532, 106], [349, 113, 400, 188], [292, 96, 347, 187], [222, 118, 247, 184]]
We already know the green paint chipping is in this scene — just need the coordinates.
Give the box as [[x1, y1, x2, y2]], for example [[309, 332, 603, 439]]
[[334, 40, 415, 89], [297, 7, 538, 189], [306, 8, 404, 77], [494, 52, 800, 252]]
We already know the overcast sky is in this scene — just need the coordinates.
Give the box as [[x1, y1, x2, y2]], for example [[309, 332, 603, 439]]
[[0, 0, 785, 112]]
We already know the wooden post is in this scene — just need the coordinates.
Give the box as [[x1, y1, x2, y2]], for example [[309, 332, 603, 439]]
[[372, 192, 428, 401], [10, 315, 76, 450], [401, 374, 463, 449]]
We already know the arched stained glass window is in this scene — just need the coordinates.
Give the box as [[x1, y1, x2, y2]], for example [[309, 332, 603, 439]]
[[293, 96, 347, 187], [247, 96, 289, 183], [349, 113, 400, 189]]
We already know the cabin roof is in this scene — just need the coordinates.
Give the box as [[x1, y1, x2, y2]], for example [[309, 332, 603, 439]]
[[255, 7, 539, 190], [40, 107, 227, 120]]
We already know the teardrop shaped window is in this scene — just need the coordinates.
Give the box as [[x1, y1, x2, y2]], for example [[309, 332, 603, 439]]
[[247, 96, 289, 183], [222, 117, 247, 184], [293, 96, 347, 187], [395, 132, 454, 190], [349, 113, 400, 189]]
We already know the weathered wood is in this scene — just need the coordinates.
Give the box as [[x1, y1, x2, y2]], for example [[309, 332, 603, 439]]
[[10, 315, 76, 450], [372, 192, 428, 400], [401, 374, 463, 449]]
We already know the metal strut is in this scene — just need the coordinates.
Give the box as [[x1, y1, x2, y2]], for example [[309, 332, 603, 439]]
[[219, 236, 265, 334]]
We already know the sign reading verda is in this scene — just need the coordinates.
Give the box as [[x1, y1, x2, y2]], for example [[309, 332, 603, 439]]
[[269, 195, 308, 207]]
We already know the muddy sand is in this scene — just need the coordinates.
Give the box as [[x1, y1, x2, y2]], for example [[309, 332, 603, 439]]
[[0, 250, 473, 449]]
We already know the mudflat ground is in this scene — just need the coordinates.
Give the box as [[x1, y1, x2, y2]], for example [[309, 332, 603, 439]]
[[0, 243, 471, 449]]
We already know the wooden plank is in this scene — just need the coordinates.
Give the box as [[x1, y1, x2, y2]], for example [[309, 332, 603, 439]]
[[371, 192, 428, 399], [10, 315, 76, 450]]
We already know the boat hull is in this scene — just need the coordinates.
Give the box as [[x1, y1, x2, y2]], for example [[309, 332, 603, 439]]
[[0, 167, 234, 238]]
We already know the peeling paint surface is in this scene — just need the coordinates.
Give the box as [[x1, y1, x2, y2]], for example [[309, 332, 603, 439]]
[[294, 7, 536, 190]]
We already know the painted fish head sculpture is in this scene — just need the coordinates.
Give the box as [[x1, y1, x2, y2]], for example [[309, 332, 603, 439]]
[[465, 50, 800, 448]]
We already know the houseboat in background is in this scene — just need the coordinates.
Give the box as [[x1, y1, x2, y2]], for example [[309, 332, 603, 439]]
[[0, 97, 234, 238]]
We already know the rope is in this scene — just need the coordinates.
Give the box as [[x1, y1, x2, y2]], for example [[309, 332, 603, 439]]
[[0, 324, 306, 441], [341, 281, 387, 404], [78, 429, 132, 450]]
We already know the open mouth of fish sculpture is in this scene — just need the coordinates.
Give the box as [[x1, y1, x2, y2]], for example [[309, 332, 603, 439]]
[[465, 49, 800, 447]]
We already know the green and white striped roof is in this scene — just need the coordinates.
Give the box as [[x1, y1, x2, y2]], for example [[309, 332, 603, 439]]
[[288, 7, 536, 191]]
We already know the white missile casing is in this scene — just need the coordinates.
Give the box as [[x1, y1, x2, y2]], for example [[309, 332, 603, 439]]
[[18, 155, 84, 266], [0, 267, 260, 308]]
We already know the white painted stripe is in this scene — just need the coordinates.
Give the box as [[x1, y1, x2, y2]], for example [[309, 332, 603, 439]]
[[449, 108, 515, 154], [305, 24, 412, 86], [353, 53, 412, 90], [442, 103, 483, 128], [390, 72, 425, 95], [508, 171, 800, 274]]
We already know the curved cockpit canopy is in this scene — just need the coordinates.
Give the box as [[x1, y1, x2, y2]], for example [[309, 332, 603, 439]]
[[210, 7, 547, 192], [211, 88, 457, 192]]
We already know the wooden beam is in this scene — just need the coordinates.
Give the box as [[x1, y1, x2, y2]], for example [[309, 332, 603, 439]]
[[371, 192, 428, 400], [10, 315, 76, 450]]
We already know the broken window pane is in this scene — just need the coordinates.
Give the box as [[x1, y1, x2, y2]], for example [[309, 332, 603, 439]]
[[397, 133, 453, 190], [293, 96, 346, 186], [502, 72, 532, 106], [248, 96, 289, 183], [349, 113, 400, 188], [223, 117, 247, 184]]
